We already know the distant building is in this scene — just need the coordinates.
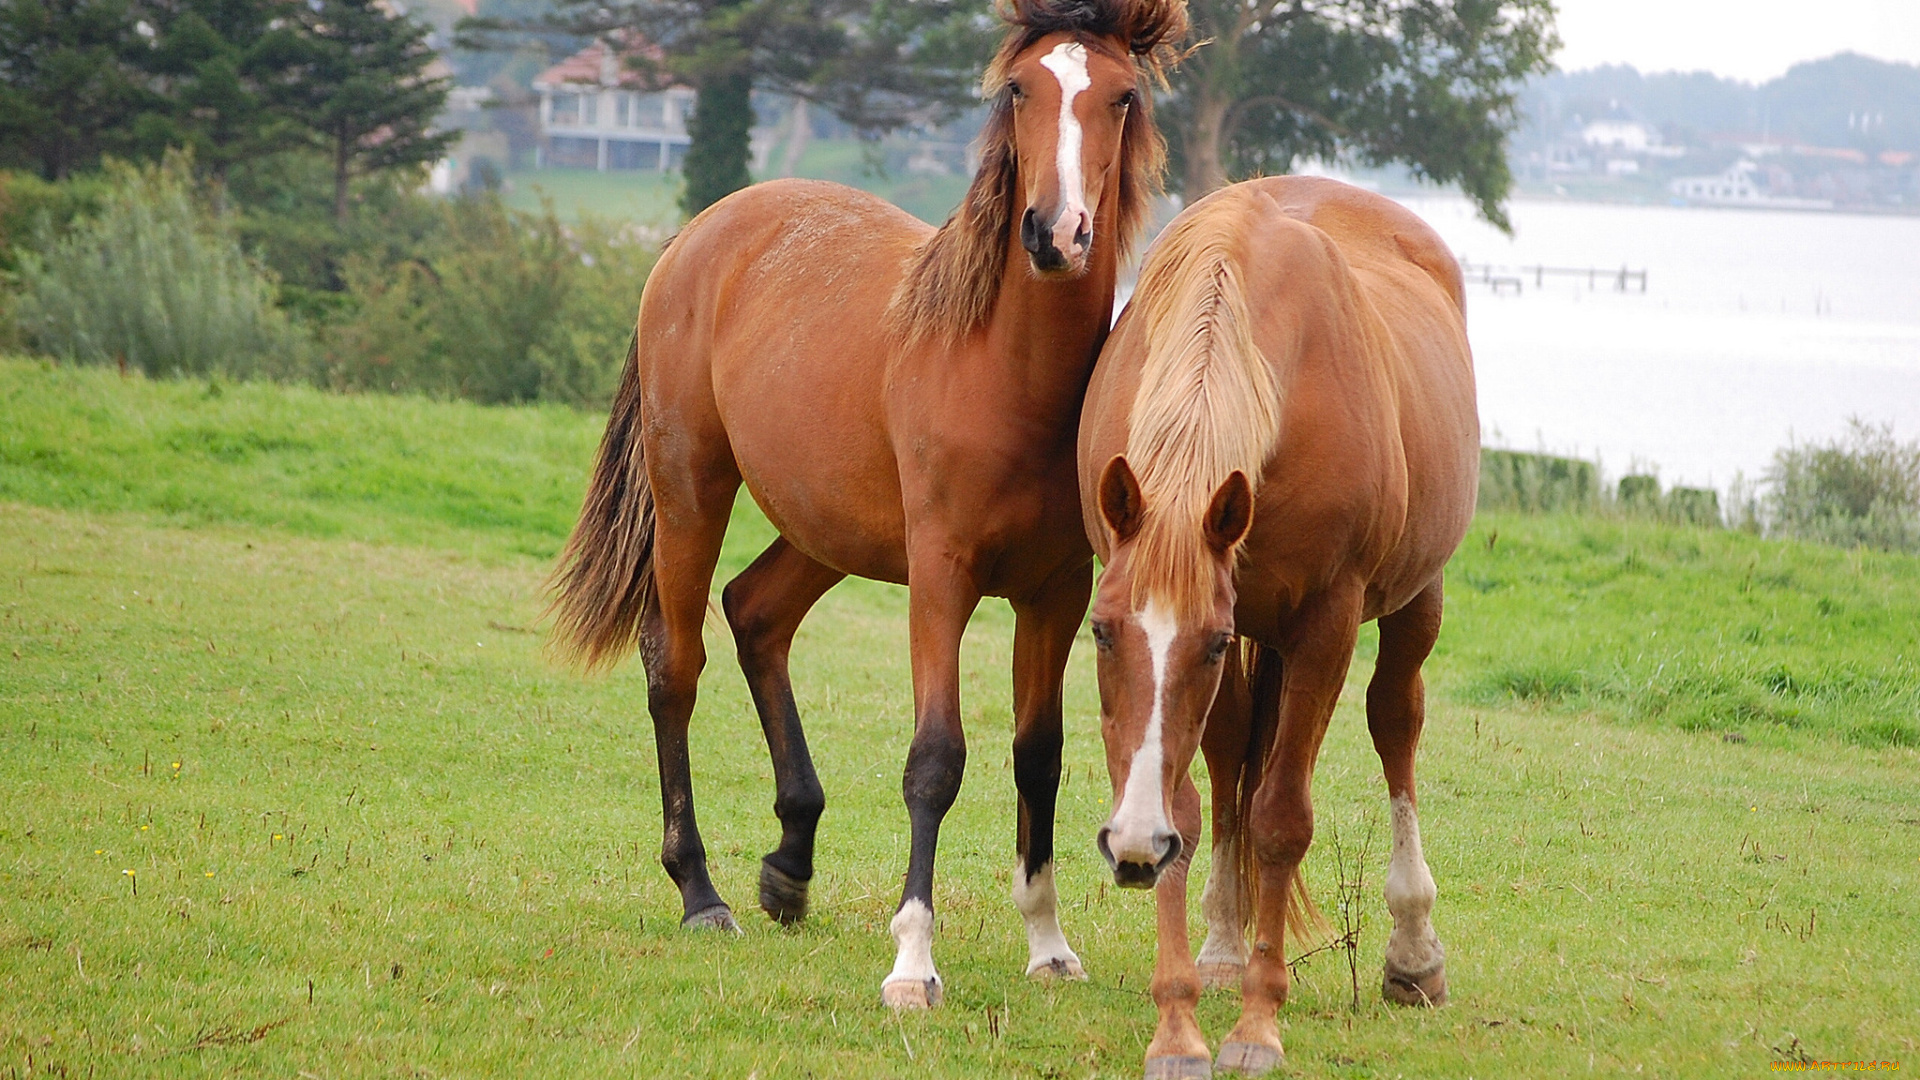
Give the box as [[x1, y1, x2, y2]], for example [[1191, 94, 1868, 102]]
[[1669, 161, 1833, 210], [532, 37, 695, 172], [1581, 119, 1657, 153]]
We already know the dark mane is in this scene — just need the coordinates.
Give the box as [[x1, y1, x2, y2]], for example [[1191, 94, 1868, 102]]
[[886, 0, 1189, 348]]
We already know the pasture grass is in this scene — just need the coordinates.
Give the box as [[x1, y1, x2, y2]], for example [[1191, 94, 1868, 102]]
[[2, 358, 1917, 1076], [500, 140, 972, 228]]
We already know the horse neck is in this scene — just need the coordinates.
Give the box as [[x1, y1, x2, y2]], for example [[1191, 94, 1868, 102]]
[[977, 184, 1124, 419]]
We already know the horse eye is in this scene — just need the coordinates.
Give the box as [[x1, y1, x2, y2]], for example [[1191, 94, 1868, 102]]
[[1205, 632, 1233, 663], [1116, 89, 1136, 108], [1090, 621, 1114, 652], [1009, 82, 1025, 101]]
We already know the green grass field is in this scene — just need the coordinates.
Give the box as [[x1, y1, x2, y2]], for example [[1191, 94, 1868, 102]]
[[501, 138, 973, 228], [3, 358, 1916, 1077]]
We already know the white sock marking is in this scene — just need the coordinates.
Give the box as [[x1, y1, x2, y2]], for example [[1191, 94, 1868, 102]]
[[1382, 793, 1442, 975], [1012, 860, 1084, 977], [885, 898, 940, 989], [1107, 601, 1176, 862], [1040, 41, 1092, 252], [1196, 837, 1247, 968]]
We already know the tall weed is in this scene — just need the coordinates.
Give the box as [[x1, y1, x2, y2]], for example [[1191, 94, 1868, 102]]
[[1764, 419, 1920, 552], [10, 155, 307, 379]]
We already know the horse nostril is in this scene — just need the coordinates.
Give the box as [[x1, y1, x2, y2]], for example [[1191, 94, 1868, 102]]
[[1095, 825, 1117, 870], [1073, 216, 1091, 254], [1020, 207, 1044, 256], [1153, 829, 1183, 875]]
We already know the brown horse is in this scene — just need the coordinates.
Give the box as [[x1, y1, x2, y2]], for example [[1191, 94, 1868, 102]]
[[1077, 176, 1479, 1076], [548, 0, 1187, 1009]]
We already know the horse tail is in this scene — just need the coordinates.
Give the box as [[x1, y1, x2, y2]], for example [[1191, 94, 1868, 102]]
[[546, 331, 656, 671], [1234, 640, 1329, 948]]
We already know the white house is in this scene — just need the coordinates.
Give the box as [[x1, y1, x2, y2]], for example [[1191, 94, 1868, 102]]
[[532, 37, 695, 172], [1581, 119, 1658, 153], [1669, 161, 1833, 210]]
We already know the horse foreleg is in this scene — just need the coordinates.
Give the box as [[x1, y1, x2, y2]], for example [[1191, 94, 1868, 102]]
[[1144, 770, 1209, 1079], [1368, 579, 1447, 1007], [882, 556, 980, 1009], [1009, 563, 1092, 981], [722, 538, 846, 926], [1219, 594, 1360, 1076], [1195, 643, 1253, 990]]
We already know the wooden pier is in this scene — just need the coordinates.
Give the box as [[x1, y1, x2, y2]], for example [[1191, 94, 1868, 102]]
[[1459, 261, 1648, 295]]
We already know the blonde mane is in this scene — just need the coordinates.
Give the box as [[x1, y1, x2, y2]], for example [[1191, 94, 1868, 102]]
[[885, 0, 1187, 349], [1123, 200, 1285, 623]]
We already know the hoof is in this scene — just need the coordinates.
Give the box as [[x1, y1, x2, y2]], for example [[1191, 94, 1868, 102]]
[[1196, 961, 1244, 992], [682, 904, 742, 934], [1027, 955, 1087, 981], [1215, 1041, 1282, 1076], [1383, 962, 1447, 1007], [1144, 1055, 1213, 1079], [758, 860, 810, 926], [881, 976, 943, 1010]]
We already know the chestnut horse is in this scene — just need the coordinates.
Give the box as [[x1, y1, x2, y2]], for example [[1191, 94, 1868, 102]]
[[1077, 176, 1478, 1076], [549, 0, 1187, 1008]]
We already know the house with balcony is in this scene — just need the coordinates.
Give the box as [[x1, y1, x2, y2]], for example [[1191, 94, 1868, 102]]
[[532, 37, 695, 171]]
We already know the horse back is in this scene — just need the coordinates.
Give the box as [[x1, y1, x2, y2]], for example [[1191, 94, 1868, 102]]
[[1253, 178, 1478, 618], [1196, 179, 1477, 627]]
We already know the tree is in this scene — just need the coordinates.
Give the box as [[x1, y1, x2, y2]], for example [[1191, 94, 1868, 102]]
[[466, 0, 995, 218], [138, 0, 299, 204], [1165, 0, 1556, 228], [0, 0, 158, 179], [257, 0, 454, 223]]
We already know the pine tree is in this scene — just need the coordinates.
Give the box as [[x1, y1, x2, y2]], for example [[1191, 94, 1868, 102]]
[[258, 0, 454, 223], [139, 0, 298, 203], [0, 0, 158, 179]]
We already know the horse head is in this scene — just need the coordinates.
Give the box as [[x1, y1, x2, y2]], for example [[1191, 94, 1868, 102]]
[[985, 0, 1187, 278], [1089, 456, 1253, 888]]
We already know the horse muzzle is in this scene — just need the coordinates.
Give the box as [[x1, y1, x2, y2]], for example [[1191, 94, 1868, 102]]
[[1097, 821, 1182, 889], [1021, 206, 1091, 275]]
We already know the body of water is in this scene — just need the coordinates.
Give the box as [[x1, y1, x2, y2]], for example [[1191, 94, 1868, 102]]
[[1393, 196, 1920, 492]]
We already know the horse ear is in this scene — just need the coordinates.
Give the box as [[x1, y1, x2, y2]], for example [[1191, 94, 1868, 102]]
[[1099, 455, 1144, 543], [1203, 471, 1253, 555]]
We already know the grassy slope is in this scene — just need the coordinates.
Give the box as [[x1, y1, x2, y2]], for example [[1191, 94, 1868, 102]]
[[3, 359, 1917, 1077], [501, 139, 972, 228], [0, 359, 598, 561]]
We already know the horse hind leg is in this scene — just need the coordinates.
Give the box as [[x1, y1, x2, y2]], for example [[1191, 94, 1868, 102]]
[[1195, 642, 1253, 991], [721, 538, 845, 926], [1220, 595, 1360, 1076], [1367, 579, 1447, 1007], [642, 456, 743, 931], [1008, 565, 1091, 981]]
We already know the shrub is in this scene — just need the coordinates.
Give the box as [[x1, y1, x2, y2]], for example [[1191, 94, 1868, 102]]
[[9, 155, 308, 379], [324, 195, 653, 407], [0, 169, 110, 274], [1764, 419, 1920, 552], [1479, 449, 1600, 513]]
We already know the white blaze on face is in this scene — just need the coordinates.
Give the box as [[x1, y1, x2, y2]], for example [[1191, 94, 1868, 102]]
[[1039, 41, 1093, 256], [1106, 600, 1176, 861]]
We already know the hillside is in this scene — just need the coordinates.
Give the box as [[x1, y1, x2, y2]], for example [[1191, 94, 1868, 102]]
[[5, 357, 1917, 750]]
